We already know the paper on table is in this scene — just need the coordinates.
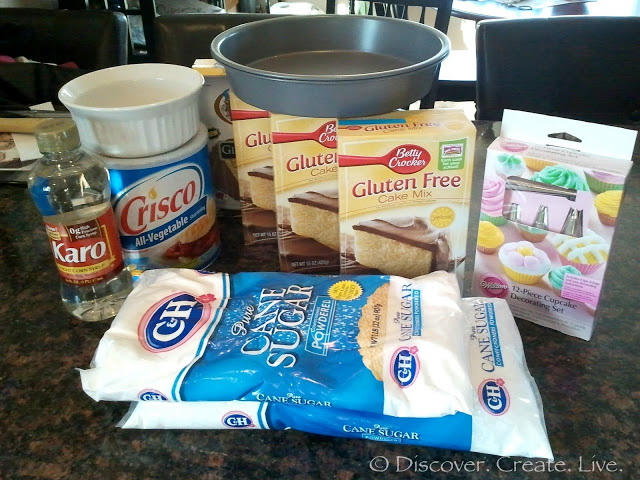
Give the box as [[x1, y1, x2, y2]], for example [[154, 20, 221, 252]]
[[31, 102, 56, 111], [12, 134, 41, 162], [0, 102, 55, 170], [0, 134, 22, 169]]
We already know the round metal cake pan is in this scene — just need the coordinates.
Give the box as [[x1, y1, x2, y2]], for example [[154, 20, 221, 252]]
[[210, 15, 450, 118]]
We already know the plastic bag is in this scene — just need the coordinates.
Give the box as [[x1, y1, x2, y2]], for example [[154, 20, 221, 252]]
[[118, 297, 553, 459], [80, 269, 472, 419]]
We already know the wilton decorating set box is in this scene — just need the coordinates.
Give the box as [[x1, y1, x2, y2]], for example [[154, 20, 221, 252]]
[[471, 110, 636, 340]]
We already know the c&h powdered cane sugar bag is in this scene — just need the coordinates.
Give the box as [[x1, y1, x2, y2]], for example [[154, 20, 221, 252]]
[[80, 268, 472, 419], [115, 296, 552, 459]]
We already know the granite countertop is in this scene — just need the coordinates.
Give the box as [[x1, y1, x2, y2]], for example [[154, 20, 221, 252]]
[[1, 121, 639, 479]]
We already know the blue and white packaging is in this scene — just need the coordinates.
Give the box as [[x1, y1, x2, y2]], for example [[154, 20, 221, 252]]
[[101, 124, 220, 275], [117, 297, 553, 459], [80, 269, 472, 419]]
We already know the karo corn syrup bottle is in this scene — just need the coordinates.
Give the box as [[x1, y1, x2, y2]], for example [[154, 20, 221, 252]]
[[28, 119, 133, 321]]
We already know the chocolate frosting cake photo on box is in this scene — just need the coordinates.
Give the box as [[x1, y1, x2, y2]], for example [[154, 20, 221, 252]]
[[345, 216, 459, 277], [229, 90, 276, 245], [288, 189, 339, 251], [275, 189, 340, 274], [247, 165, 275, 211]]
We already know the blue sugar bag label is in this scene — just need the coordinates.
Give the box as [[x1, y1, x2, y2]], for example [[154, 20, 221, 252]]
[[81, 269, 472, 419]]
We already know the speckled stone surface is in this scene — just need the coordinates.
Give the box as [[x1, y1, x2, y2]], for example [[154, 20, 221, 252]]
[[1, 121, 638, 479]]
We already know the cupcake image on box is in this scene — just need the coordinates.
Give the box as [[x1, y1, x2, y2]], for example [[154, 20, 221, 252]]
[[495, 153, 525, 179], [498, 240, 551, 285], [523, 157, 556, 172], [480, 177, 507, 226], [584, 169, 625, 194], [532, 165, 589, 191], [548, 265, 582, 297], [519, 225, 548, 243], [553, 231, 609, 275], [476, 220, 504, 254], [594, 190, 623, 226]]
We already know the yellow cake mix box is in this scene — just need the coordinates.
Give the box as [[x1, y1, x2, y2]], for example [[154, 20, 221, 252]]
[[338, 109, 476, 284], [471, 110, 636, 340], [271, 114, 339, 273], [229, 91, 276, 245], [192, 60, 238, 212]]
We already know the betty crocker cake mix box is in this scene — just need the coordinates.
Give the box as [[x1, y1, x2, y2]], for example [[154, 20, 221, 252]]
[[337, 109, 476, 286], [271, 114, 339, 273], [471, 110, 636, 340], [229, 91, 276, 245]]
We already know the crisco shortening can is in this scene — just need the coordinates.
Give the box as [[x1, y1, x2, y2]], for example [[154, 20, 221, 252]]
[[102, 123, 220, 276]]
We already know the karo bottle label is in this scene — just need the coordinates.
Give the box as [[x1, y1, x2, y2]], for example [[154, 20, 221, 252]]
[[45, 208, 125, 285]]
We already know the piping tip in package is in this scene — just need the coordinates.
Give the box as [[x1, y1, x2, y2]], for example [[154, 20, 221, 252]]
[[560, 208, 584, 237], [502, 202, 521, 223], [533, 205, 549, 230]]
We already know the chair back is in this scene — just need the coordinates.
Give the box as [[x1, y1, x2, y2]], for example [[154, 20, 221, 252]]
[[154, 13, 285, 67], [350, 0, 452, 34], [476, 16, 640, 123], [0, 8, 128, 69], [349, 0, 454, 108]]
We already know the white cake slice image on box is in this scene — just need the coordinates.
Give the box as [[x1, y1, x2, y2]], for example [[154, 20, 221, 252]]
[[288, 189, 339, 251], [247, 165, 275, 211], [352, 217, 455, 279]]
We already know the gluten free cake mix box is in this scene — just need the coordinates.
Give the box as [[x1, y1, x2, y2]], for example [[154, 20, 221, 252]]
[[192, 60, 239, 213], [471, 110, 636, 340], [229, 91, 276, 244], [338, 109, 476, 283], [271, 114, 339, 273]]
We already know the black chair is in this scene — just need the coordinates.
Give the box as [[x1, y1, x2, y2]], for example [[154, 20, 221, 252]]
[[348, 0, 474, 108], [104, 0, 159, 63], [349, 0, 451, 31], [0, 8, 128, 70], [0, 8, 128, 109], [154, 13, 285, 67], [104, 1, 225, 63], [475, 16, 640, 123]]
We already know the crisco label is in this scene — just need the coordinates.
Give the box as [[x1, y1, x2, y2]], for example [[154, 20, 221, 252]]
[[116, 166, 203, 241], [45, 208, 124, 285]]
